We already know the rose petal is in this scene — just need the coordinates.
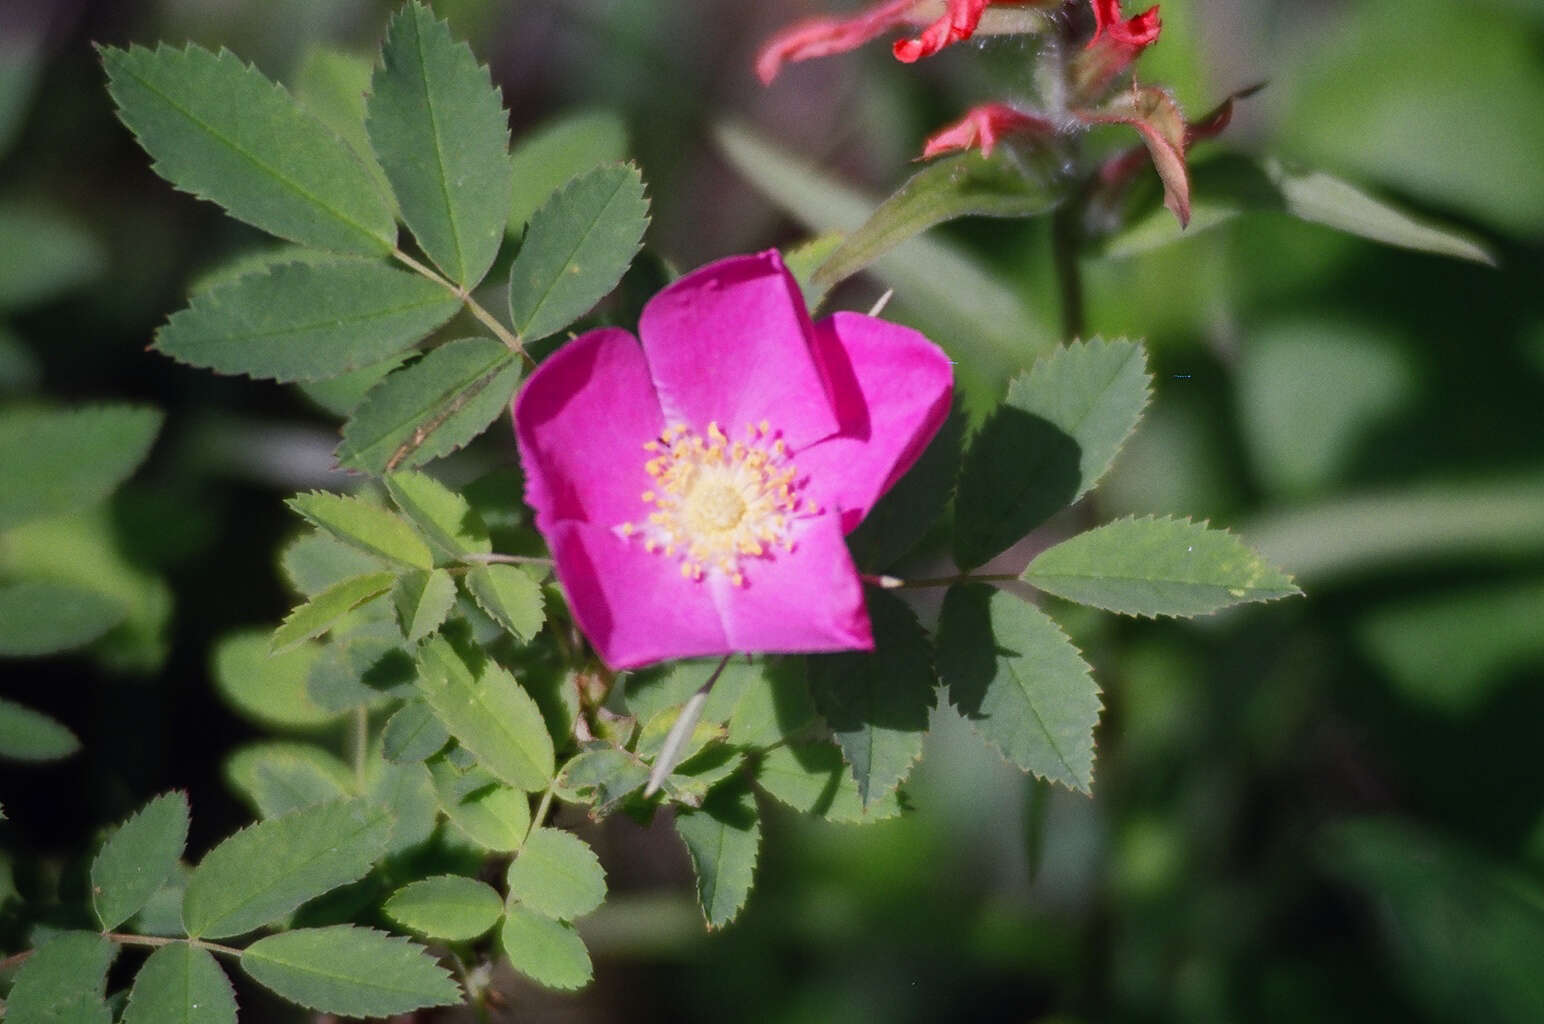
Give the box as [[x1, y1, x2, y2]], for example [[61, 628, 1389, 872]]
[[514, 327, 664, 531], [893, 0, 994, 63], [755, 0, 920, 84], [717, 513, 874, 653], [548, 521, 729, 670], [797, 312, 954, 532], [637, 250, 840, 450]]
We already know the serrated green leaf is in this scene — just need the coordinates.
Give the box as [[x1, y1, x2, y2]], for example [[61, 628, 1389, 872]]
[[385, 470, 492, 561], [955, 338, 1151, 568], [297, 352, 409, 417], [0, 404, 161, 532], [554, 746, 650, 817], [154, 258, 458, 383], [506, 828, 606, 921], [936, 584, 1101, 793], [101, 44, 394, 253], [464, 563, 544, 642], [91, 792, 190, 930], [288, 491, 435, 569], [385, 875, 503, 941], [507, 163, 649, 341], [813, 150, 1061, 292], [0, 582, 123, 659], [416, 636, 554, 790], [1022, 516, 1301, 616], [305, 618, 414, 713], [756, 744, 904, 824], [674, 777, 760, 929], [241, 925, 460, 1016], [0, 200, 107, 310], [3, 931, 116, 1024], [271, 571, 396, 653], [365, 757, 439, 855], [726, 657, 818, 749], [367, 3, 510, 287], [807, 591, 934, 807], [847, 403, 964, 571], [224, 742, 352, 818], [625, 656, 757, 727], [121, 943, 237, 1024], [382, 699, 451, 762], [292, 47, 395, 211], [336, 337, 522, 475], [181, 800, 389, 939], [500, 904, 593, 990], [508, 109, 628, 231], [393, 568, 457, 642], [279, 531, 386, 598], [427, 755, 531, 851], [782, 234, 844, 311], [212, 630, 339, 728], [0, 696, 80, 761]]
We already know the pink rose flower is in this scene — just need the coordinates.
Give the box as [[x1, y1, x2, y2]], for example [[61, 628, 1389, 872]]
[[513, 251, 953, 670]]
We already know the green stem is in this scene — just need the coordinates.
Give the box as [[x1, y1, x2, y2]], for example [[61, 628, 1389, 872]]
[[352, 705, 369, 790], [392, 248, 533, 365], [1051, 199, 1086, 343], [520, 777, 560, 851], [864, 571, 1018, 590], [460, 552, 554, 567]]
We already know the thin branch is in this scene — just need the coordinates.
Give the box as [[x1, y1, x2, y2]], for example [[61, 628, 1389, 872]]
[[863, 571, 1019, 590], [460, 552, 554, 566], [392, 247, 533, 366], [644, 655, 731, 797]]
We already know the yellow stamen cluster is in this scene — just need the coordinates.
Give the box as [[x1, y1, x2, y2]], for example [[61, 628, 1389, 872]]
[[617, 420, 818, 586]]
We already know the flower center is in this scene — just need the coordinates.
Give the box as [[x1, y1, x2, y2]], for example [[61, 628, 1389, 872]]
[[617, 420, 819, 586]]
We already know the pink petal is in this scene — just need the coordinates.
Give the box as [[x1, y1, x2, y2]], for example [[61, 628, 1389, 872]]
[[1075, 0, 1161, 99], [755, 0, 921, 84], [637, 251, 840, 450], [893, 0, 994, 62], [513, 327, 664, 531], [547, 521, 729, 670], [717, 513, 874, 653], [796, 312, 954, 533], [921, 102, 1054, 158]]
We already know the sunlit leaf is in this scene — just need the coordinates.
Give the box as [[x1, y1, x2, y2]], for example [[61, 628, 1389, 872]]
[[416, 636, 554, 790], [427, 755, 532, 851], [500, 904, 592, 990], [507, 163, 649, 342], [91, 791, 190, 930], [464, 563, 545, 642], [240, 926, 460, 1016], [224, 742, 353, 818], [393, 568, 457, 643], [154, 259, 458, 383], [368, 2, 511, 287], [270, 571, 396, 653], [554, 746, 650, 818], [674, 776, 760, 929], [385, 470, 492, 561], [212, 630, 339, 728], [385, 875, 503, 941], [102, 44, 395, 253], [288, 491, 434, 569], [506, 828, 606, 921], [382, 699, 451, 762]]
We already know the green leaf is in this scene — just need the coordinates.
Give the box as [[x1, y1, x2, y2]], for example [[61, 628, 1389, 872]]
[[428, 756, 532, 851], [0, 697, 80, 761], [102, 44, 393, 253], [292, 47, 395, 207], [279, 531, 386, 598], [153, 258, 458, 383], [813, 151, 1060, 292], [508, 109, 628, 231], [3, 931, 116, 1024], [0, 201, 107, 310], [224, 742, 352, 818], [0, 404, 162, 532], [935, 584, 1101, 793], [500, 904, 593, 990], [382, 699, 451, 762], [393, 568, 457, 643], [674, 777, 761, 929], [304, 620, 415, 712], [240, 926, 460, 1017], [1022, 515, 1301, 617], [181, 800, 390, 939], [954, 338, 1151, 569], [336, 337, 522, 475], [807, 590, 934, 807], [287, 491, 435, 569], [121, 943, 237, 1024], [1105, 153, 1495, 265], [726, 657, 819, 749], [367, 2, 511, 287], [781, 233, 845, 312], [464, 563, 545, 642], [212, 630, 340, 728], [756, 743, 904, 824], [365, 758, 439, 855], [385, 470, 492, 561], [270, 571, 396, 653], [297, 353, 410, 417], [91, 791, 190, 930], [0, 33, 43, 160], [507, 163, 649, 341], [416, 636, 555, 790], [506, 828, 606, 921], [0, 582, 124, 658], [847, 403, 964, 571], [554, 746, 650, 817], [1322, 819, 1544, 1024], [385, 875, 503, 941]]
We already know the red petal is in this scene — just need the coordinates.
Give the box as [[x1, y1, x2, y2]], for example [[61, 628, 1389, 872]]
[[1088, 0, 1161, 48], [756, 0, 920, 83], [921, 102, 1053, 157], [1074, 1, 1161, 99], [893, 0, 995, 62]]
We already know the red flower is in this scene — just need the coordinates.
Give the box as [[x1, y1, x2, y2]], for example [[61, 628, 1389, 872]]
[[921, 103, 1054, 158]]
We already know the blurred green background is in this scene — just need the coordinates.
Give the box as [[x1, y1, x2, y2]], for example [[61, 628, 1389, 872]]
[[2, 0, 1542, 1020]]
